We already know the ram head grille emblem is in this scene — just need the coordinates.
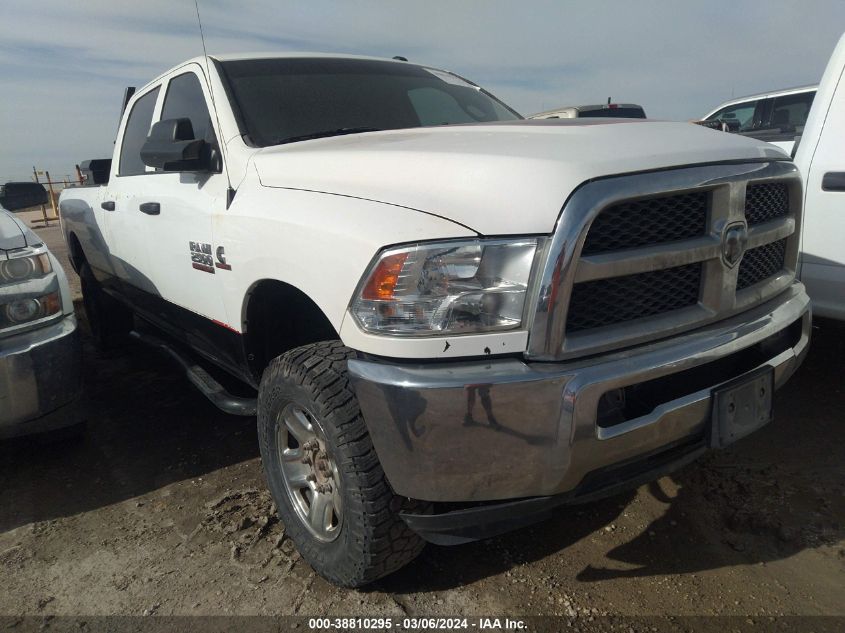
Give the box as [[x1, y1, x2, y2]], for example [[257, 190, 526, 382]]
[[722, 222, 748, 268]]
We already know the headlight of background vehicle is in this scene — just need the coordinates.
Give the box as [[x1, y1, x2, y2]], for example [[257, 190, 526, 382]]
[[0, 253, 59, 330], [0, 253, 51, 284], [351, 238, 540, 335], [0, 292, 61, 329]]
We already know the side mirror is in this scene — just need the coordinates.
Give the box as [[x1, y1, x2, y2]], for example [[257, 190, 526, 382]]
[[140, 118, 209, 171]]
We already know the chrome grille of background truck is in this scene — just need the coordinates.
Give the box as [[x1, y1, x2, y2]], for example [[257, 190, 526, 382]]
[[526, 161, 802, 361]]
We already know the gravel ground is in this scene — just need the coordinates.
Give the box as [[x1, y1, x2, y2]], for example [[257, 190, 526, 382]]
[[0, 214, 842, 624]]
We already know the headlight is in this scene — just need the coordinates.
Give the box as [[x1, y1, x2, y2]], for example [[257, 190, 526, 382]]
[[351, 238, 540, 335], [7, 298, 40, 322], [0, 253, 51, 285], [1, 292, 61, 329]]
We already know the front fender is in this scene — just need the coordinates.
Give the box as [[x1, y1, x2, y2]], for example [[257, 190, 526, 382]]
[[215, 181, 475, 336]]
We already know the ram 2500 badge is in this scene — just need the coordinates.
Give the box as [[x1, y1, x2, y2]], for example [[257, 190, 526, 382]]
[[60, 54, 810, 587]]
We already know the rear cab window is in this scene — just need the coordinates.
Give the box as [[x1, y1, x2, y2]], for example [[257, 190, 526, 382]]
[[769, 92, 816, 130], [578, 107, 646, 119]]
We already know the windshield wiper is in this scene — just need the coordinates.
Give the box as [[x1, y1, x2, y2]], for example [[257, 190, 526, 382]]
[[271, 127, 382, 146]]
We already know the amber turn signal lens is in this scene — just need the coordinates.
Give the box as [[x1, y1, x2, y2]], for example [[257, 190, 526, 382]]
[[361, 252, 408, 300], [37, 253, 52, 274], [43, 292, 61, 316]]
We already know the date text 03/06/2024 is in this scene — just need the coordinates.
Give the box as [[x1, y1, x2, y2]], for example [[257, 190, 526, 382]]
[[307, 618, 527, 630]]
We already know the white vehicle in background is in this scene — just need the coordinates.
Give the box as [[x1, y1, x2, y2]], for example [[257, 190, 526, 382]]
[[793, 33, 845, 320], [702, 85, 817, 154]]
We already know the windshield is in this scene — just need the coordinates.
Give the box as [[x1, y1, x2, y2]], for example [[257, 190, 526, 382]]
[[219, 58, 521, 147]]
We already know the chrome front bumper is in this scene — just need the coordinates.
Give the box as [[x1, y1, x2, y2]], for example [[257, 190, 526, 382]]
[[348, 283, 811, 503], [0, 315, 83, 438]]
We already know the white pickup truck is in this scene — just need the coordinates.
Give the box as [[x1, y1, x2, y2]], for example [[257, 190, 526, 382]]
[[794, 32, 845, 320], [60, 53, 810, 587]]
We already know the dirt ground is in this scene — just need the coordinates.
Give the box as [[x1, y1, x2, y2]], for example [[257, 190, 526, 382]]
[[0, 214, 843, 623]]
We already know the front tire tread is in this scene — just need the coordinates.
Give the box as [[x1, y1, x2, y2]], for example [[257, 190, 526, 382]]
[[258, 340, 425, 587]]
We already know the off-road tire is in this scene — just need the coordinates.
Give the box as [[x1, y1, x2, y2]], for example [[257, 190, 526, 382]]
[[257, 340, 426, 587], [79, 262, 133, 352]]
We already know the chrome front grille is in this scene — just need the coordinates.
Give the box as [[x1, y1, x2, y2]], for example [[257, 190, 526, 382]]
[[744, 182, 790, 225], [567, 264, 702, 332], [737, 239, 788, 290], [527, 161, 802, 361], [581, 191, 708, 255]]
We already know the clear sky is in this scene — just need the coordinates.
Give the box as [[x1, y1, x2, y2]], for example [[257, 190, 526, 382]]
[[1, 0, 843, 182]]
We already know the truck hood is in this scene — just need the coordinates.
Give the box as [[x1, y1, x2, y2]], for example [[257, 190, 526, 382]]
[[253, 119, 788, 235]]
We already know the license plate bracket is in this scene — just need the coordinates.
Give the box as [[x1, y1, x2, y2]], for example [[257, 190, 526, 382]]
[[710, 366, 774, 448]]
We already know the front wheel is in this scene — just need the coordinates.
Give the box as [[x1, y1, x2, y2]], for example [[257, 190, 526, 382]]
[[257, 340, 425, 587]]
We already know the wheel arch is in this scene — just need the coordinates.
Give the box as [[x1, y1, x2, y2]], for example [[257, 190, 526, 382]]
[[66, 231, 86, 273], [242, 278, 340, 380]]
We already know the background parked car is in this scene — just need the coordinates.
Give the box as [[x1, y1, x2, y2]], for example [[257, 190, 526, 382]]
[[530, 102, 647, 119], [0, 182, 48, 212], [702, 85, 817, 154], [0, 205, 83, 439]]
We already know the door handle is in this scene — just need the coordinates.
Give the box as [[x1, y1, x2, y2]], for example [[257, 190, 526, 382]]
[[101, 201, 115, 211], [822, 172, 845, 192], [139, 202, 161, 215]]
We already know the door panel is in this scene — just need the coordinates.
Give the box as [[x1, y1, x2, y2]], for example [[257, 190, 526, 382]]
[[106, 176, 163, 299], [104, 86, 162, 300], [135, 68, 232, 356], [138, 171, 228, 325]]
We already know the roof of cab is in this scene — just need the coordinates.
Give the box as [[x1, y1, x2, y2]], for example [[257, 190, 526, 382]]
[[133, 52, 427, 95], [210, 52, 412, 63]]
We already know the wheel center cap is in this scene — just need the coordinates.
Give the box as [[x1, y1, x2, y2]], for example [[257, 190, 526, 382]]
[[312, 450, 332, 486]]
